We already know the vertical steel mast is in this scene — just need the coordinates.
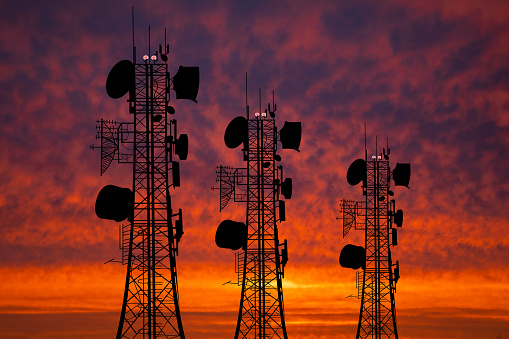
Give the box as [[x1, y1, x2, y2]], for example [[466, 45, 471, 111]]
[[338, 140, 410, 339], [92, 24, 199, 338], [213, 91, 301, 338]]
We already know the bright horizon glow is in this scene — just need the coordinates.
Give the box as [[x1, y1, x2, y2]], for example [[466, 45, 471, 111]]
[[0, 0, 508, 338]]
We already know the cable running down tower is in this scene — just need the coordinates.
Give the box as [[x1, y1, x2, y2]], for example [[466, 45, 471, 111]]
[[92, 26, 199, 338], [338, 138, 411, 339], [213, 90, 302, 339]]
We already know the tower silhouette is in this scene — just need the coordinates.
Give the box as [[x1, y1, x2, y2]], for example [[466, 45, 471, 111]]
[[92, 24, 199, 338], [338, 137, 410, 339], [213, 89, 301, 339]]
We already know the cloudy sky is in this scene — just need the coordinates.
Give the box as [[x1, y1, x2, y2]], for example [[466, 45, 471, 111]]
[[0, 0, 508, 338]]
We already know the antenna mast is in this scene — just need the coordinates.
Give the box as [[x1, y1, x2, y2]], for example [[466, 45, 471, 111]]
[[131, 7, 135, 62], [212, 88, 302, 339], [245, 72, 249, 119], [338, 134, 411, 339], [92, 22, 200, 339]]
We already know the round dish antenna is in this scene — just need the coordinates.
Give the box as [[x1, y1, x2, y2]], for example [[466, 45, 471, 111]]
[[106, 60, 135, 99], [224, 116, 248, 149], [347, 159, 367, 186]]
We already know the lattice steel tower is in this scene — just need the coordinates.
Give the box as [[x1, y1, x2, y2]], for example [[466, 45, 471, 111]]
[[92, 25, 199, 338], [212, 90, 301, 339], [338, 139, 410, 339]]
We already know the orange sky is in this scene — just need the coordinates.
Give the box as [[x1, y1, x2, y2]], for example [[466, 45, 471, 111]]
[[0, 0, 508, 338]]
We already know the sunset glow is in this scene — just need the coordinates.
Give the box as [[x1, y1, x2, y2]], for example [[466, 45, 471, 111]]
[[1, 0, 508, 338]]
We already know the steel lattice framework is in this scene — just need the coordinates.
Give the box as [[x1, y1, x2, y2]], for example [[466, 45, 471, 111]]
[[117, 62, 184, 339], [339, 149, 409, 339], [214, 103, 300, 339], [239, 118, 286, 339], [93, 33, 198, 337]]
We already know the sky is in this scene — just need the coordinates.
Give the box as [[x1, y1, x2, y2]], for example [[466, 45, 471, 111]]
[[0, 0, 508, 338]]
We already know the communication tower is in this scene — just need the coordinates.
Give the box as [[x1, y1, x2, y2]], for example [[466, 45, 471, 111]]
[[91, 23, 199, 338], [212, 88, 302, 339], [338, 137, 411, 339]]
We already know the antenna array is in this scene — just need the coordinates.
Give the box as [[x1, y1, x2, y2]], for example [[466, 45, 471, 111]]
[[338, 138, 410, 339], [212, 91, 302, 339], [91, 22, 199, 338]]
